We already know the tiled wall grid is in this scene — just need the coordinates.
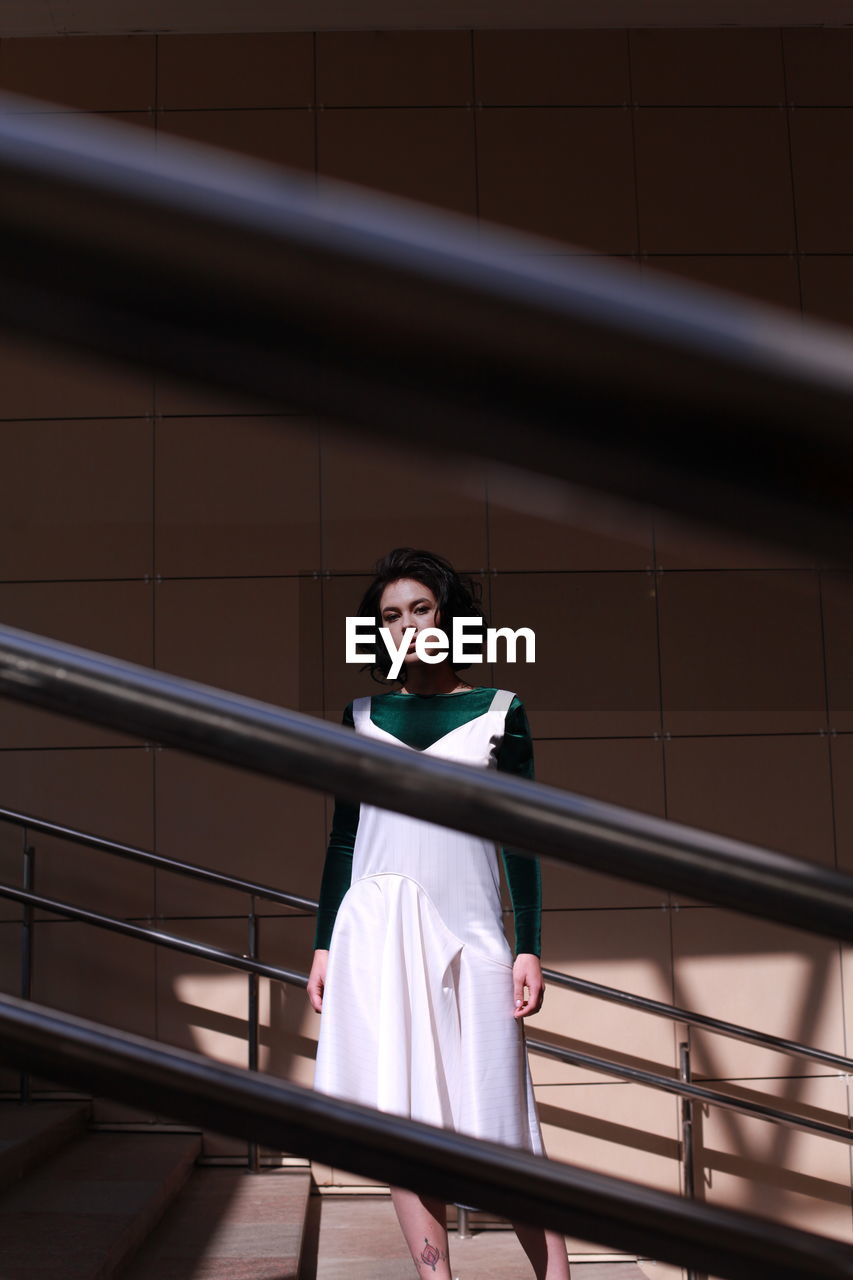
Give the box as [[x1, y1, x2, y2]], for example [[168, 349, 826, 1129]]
[[1, 27, 853, 1241]]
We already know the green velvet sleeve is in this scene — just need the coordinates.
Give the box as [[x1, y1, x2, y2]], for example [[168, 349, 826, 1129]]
[[496, 696, 542, 958], [312, 702, 359, 950]]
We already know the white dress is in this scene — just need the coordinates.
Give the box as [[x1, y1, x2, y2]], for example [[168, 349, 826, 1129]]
[[313, 688, 544, 1156]]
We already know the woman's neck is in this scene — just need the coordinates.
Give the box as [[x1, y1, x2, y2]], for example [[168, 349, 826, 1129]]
[[398, 663, 469, 696]]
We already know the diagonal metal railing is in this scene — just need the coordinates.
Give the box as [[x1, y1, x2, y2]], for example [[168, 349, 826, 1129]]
[[2, 877, 851, 1147], [2, 622, 853, 942], [1, 991, 852, 1280], [3, 642, 853, 1186], [0, 805, 315, 911], [3, 802, 852, 1077], [2, 93, 853, 566]]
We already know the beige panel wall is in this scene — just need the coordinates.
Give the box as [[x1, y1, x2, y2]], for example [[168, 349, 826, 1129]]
[[1, 27, 852, 1248]]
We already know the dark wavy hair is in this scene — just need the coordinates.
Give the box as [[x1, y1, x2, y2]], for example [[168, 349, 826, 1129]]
[[356, 548, 486, 685]]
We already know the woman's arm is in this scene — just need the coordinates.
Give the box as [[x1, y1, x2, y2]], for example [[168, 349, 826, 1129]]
[[308, 703, 359, 1013], [495, 695, 544, 1017], [496, 696, 542, 959], [312, 702, 358, 950]]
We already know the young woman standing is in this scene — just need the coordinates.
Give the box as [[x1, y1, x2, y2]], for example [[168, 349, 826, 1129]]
[[308, 547, 570, 1280]]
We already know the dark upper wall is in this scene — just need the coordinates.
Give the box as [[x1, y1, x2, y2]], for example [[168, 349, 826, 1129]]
[[2, 1, 853, 34]]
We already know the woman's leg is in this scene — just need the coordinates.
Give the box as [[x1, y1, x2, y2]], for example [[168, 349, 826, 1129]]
[[512, 1222, 572, 1279], [390, 1186, 453, 1278]]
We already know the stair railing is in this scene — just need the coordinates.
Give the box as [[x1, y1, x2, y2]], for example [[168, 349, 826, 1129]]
[[2, 988, 853, 1280], [0, 801, 311, 1169], [4, 803, 850, 1076], [3, 94, 853, 569], [1, 799, 852, 1229], [3, 624, 853, 943]]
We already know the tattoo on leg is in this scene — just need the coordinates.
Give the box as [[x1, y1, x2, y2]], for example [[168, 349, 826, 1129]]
[[417, 1236, 447, 1273]]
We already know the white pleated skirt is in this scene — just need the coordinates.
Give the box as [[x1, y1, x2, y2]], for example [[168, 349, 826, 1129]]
[[313, 871, 543, 1156]]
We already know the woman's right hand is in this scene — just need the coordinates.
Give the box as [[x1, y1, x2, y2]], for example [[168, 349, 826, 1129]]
[[307, 949, 329, 1013]]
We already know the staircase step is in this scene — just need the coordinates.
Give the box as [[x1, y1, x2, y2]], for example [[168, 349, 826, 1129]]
[[311, 1197, 650, 1279], [121, 1167, 312, 1280], [0, 1101, 91, 1194], [0, 1130, 201, 1280]]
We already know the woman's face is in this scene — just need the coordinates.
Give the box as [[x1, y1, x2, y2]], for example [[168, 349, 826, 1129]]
[[379, 578, 442, 671]]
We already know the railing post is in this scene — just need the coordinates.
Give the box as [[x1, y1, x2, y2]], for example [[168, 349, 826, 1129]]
[[19, 833, 35, 1104], [455, 1205, 472, 1239], [680, 1039, 699, 1280], [246, 896, 261, 1172]]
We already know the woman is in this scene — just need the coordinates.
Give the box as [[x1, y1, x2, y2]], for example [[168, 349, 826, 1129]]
[[308, 547, 571, 1280]]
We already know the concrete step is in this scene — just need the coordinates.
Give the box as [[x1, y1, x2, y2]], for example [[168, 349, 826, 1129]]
[[121, 1167, 313, 1280], [0, 1130, 201, 1280], [0, 1100, 92, 1194], [308, 1196, 652, 1280]]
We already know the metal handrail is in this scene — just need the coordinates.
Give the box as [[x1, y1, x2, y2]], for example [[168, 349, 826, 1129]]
[[4, 98, 853, 567], [0, 882, 304, 985], [3, 802, 851, 1076], [3, 644, 851, 1215], [540, 969, 853, 1075], [0, 805, 316, 911], [3, 623, 853, 944], [525, 1038, 853, 1145], [3, 877, 851, 1150], [0, 991, 851, 1280]]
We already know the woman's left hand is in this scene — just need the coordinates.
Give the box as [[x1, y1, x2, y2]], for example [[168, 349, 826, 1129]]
[[512, 953, 544, 1018]]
